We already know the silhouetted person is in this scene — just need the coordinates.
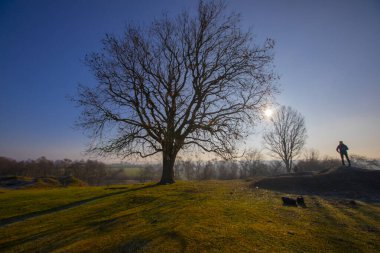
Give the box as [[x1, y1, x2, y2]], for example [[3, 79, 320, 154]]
[[336, 141, 351, 167]]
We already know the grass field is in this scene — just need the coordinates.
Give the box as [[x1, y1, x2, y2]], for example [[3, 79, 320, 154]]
[[0, 180, 379, 252]]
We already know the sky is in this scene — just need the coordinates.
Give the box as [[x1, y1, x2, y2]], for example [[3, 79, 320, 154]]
[[0, 0, 379, 162]]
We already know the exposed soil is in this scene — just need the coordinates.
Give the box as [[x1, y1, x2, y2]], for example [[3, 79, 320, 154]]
[[253, 166, 380, 202]]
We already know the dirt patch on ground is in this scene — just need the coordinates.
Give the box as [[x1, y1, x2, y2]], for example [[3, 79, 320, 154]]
[[252, 166, 380, 202]]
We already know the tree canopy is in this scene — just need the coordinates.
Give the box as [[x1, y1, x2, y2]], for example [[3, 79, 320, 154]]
[[76, 1, 277, 184]]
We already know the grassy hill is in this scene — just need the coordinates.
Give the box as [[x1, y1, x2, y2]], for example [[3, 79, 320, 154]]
[[0, 180, 379, 252], [0, 176, 87, 189]]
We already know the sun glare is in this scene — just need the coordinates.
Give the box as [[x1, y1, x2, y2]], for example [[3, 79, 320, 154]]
[[264, 108, 273, 118]]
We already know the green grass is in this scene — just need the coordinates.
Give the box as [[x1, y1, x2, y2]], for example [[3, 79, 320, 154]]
[[121, 167, 142, 177], [0, 180, 379, 252]]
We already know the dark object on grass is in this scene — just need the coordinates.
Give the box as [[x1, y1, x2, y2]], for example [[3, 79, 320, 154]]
[[296, 196, 306, 207], [282, 197, 297, 206], [349, 200, 357, 206]]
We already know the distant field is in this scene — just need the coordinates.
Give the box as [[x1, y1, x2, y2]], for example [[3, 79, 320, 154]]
[[121, 167, 142, 177], [107, 166, 143, 178], [0, 180, 379, 252]]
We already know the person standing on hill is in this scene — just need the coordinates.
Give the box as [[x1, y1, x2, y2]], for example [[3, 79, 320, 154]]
[[336, 141, 351, 167]]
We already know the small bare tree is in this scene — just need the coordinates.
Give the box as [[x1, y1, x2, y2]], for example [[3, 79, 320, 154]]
[[263, 106, 307, 173], [240, 148, 264, 178], [76, 1, 277, 184]]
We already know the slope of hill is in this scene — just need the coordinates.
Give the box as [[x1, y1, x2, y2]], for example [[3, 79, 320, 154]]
[[0, 180, 379, 252], [253, 166, 380, 202], [0, 176, 87, 189]]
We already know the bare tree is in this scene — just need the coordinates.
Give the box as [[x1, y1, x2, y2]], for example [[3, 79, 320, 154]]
[[295, 148, 320, 172], [201, 161, 216, 180], [139, 165, 157, 182], [217, 160, 229, 180], [263, 106, 307, 173], [194, 160, 204, 180], [182, 160, 195, 180], [76, 1, 277, 184], [240, 148, 264, 178]]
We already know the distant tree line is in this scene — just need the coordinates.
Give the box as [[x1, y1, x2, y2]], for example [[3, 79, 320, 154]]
[[2, 152, 377, 185], [0, 154, 284, 184], [172, 158, 286, 181], [135, 149, 288, 182], [0, 157, 109, 185], [134, 151, 283, 182]]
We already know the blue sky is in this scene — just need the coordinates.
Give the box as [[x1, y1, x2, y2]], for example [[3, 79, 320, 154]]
[[1, 0, 379, 161]]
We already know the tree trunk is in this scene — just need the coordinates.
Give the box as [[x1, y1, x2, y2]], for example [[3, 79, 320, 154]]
[[159, 151, 176, 184], [284, 159, 291, 173]]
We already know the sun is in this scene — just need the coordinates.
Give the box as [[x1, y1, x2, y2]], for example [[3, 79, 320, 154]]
[[264, 108, 273, 118]]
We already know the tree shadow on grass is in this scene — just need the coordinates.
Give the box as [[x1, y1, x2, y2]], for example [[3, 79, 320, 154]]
[[0, 184, 157, 228], [0, 227, 65, 251], [0, 189, 162, 252], [317, 204, 361, 250], [105, 197, 190, 252], [118, 230, 188, 253]]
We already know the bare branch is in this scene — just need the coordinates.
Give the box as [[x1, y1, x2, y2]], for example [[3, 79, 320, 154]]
[[75, 0, 278, 183]]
